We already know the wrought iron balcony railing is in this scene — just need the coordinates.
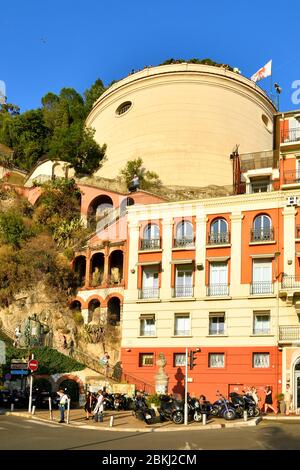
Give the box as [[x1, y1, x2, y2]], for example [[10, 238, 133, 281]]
[[279, 326, 300, 342], [250, 282, 273, 295], [281, 128, 300, 144], [207, 284, 229, 296], [140, 238, 161, 250], [250, 227, 274, 242], [172, 286, 194, 298], [281, 275, 300, 289], [138, 288, 160, 299], [208, 231, 230, 245], [173, 237, 195, 248], [283, 170, 300, 185]]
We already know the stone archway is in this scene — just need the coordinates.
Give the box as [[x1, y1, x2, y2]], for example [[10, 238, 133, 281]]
[[55, 374, 85, 406]]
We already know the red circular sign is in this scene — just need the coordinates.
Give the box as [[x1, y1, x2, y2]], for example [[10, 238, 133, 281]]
[[28, 359, 39, 372]]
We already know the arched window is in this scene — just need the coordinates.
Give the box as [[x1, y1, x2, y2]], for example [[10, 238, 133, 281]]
[[175, 221, 194, 247], [209, 218, 229, 244], [252, 214, 273, 241], [141, 224, 160, 250]]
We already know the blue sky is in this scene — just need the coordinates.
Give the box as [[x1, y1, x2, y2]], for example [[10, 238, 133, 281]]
[[1, 0, 300, 112]]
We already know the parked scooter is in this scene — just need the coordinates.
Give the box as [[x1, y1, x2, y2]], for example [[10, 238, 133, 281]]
[[132, 394, 156, 425]]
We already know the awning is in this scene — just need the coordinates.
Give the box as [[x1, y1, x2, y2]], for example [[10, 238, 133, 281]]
[[170, 259, 194, 265], [207, 256, 230, 262], [136, 261, 161, 266]]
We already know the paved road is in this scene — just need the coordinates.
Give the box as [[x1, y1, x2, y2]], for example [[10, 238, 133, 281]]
[[1, 415, 300, 450]]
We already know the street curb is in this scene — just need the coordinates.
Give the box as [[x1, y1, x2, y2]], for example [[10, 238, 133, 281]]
[[3, 412, 261, 432], [263, 416, 300, 421]]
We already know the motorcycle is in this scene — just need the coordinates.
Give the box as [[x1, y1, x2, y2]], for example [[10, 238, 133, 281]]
[[132, 395, 156, 425], [229, 392, 260, 418], [212, 392, 237, 420]]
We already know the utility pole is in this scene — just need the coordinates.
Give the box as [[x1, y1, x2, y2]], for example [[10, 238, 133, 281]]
[[184, 347, 188, 425], [28, 353, 34, 413]]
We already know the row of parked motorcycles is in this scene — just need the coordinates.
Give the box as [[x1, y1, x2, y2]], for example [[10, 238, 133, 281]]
[[132, 391, 261, 425], [0, 388, 61, 409]]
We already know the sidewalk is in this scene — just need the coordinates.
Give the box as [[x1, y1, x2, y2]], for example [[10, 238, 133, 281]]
[[2, 408, 261, 432]]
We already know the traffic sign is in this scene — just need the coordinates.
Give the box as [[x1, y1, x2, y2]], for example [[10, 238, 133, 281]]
[[28, 359, 39, 372], [4, 373, 11, 380], [10, 370, 28, 375]]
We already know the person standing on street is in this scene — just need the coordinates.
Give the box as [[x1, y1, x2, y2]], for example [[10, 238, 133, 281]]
[[263, 385, 278, 415], [284, 384, 293, 415], [57, 389, 68, 423], [93, 390, 105, 422]]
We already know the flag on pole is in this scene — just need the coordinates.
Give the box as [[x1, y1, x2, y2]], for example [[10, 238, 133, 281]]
[[250, 60, 272, 83]]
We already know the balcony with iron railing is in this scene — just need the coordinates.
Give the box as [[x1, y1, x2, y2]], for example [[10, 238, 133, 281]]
[[281, 275, 300, 290], [283, 170, 300, 185], [173, 237, 195, 248], [250, 227, 274, 242], [250, 282, 274, 295], [206, 284, 230, 297], [172, 286, 194, 298], [138, 288, 160, 300], [279, 326, 300, 343], [208, 231, 230, 245], [281, 128, 300, 144], [140, 238, 161, 250]]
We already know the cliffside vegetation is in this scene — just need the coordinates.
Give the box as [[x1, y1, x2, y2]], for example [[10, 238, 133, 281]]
[[0, 179, 89, 307]]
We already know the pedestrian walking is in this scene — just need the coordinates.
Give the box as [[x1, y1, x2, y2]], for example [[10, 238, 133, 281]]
[[93, 390, 105, 422], [263, 385, 278, 415], [62, 335, 67, 349], [84, 391, 95, 420], [284, 384, 293, 415], [69, 339, 74, 357], [13, 325, 21, 347], [100, 352, 110, 377], [57, 389, 69, 423]]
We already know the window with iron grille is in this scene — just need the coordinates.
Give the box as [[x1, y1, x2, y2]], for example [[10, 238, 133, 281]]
[[208, 353, 225, 368], [174, 353, 186, 367], [139, 353, 154, 367], [253, 353, 270, 368]]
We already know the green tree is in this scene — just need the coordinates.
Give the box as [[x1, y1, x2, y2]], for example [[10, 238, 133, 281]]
[[119, 157, 161, 190], [0, 210, 33, 247], [84, 79, 105, 115]]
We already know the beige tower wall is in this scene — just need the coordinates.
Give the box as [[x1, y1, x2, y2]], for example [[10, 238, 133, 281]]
[[86, 64, 275, 187]]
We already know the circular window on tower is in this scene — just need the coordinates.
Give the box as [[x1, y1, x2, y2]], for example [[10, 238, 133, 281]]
[[116, 101, 132, 116], [261, 114, 273, 133]]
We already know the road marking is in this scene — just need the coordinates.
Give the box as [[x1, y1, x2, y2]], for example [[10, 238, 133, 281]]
[[24, 420, 60, 428]]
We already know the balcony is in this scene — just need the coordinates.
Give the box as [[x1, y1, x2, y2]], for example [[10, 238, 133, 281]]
[[283, 170, 300, 186], [281, 275, 300, 289], [250, 282, 273, 295], [279, 326, 300, 343], [138, 288, 160, 300], [173, 237, 195, 248], [208, 232, 230, 245], [172, 286, 194, 298], [281, 128, 300, 144], [280, 276, 300, 305], [239, 150, 278, 172], [250, 227, 274, 242], [140, 238, 161, 250], [207, 284, 229, 297]]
